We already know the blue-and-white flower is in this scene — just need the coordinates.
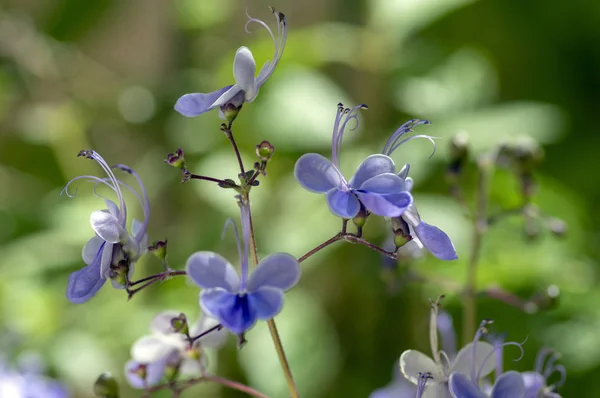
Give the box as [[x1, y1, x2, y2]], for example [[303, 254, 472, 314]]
[[175, 7, 286, 118], [400, 304, 496, 398], [185, 204, 301, 335], [0, 356, 69, 398], [126, 311, 226, 389], [62, 150, 150, 303], [294, 103, 414, 219], [522, 348, 565, 398]]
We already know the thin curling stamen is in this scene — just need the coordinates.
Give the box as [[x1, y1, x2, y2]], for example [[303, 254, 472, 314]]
[[331, 103, 346, 168], [476, 339, 526, 382], [334, 104, 368, 169], [470, 319, 493, 382], [114, 164, 150, 242], [382, 120, 437, 158], [428, 296, 445, 366]]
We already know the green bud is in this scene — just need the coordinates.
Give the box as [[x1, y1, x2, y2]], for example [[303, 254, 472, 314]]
[[221, 103, 242, 123], [109, 260, 129, 287], [170, 313, 189, 335], [148, 240, 167, 261], [165, 148, 186, 169], [94, 372, 119, 398], [256, 140, 275, 162], [164, 363, 180, 382], [391, 217, 411, 249]]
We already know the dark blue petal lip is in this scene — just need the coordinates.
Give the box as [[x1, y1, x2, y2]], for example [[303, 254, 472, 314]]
[[174, 85, 233, 117], [201, 289, 257, 334], [66, 242, 107, 304]]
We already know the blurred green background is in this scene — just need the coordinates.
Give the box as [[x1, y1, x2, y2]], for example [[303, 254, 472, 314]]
[[0, 0, 598, 396]]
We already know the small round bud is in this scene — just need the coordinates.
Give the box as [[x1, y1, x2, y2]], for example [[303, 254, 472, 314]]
[[256, 140, 275, 162], [352, 207, 369, 229], [148, 240, 167, 261], [93, 372, 119, 398], [165, 148, 186, 169], [170, 313, 189, 335], [220, 103, 242, 123]]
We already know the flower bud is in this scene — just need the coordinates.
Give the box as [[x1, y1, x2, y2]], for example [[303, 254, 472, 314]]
[[256, 141, 275, 162], [352, 207, 369, 230], [109, 260, 129, 287], [94, 372, 120, 398], [164, 363, 180, 383], [165, 148, 186, 169], [220, 103, 242, 123], [170, 313, 189, 335], [391, 217, 411, 249], [148, 240, 167, 261]]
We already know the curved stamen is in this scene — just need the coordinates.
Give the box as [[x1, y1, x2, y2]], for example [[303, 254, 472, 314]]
[[78, 150, 127, 225], [389, 135, 438, 159], [62, 175, 116, 198], [476, 340, 525, 383], [542, 352, 561, 379], [221, 218, 242, 277], [382, 120, 436, 158], [114, 164, 150, 243], [334, 104, 368, 169], [534, 348, 554, 374], [247, 7, 288, 87], [330, 103, 346, 167], [239, 203, 251, 290], [470, 319, 493, 382], [429, 296, 444, 366], [547, 364, 566, 389]]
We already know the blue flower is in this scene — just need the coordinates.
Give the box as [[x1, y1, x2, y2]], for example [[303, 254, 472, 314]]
[[0, 357, 69, 398], [385, 120, 457, 260], [62, 150, 150, 303], [522, 348, 565, 398], [175, 8, 286, 118], [186, 204, 300, 335], [294, 104, 414, 219]]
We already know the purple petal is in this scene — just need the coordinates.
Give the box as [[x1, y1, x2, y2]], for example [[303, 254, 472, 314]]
[[211, 85, 244, 109], [491, 371, 525, 398], [174, 85, 233, 117], [248, 286, 284, 320], [355, 191, 412, 217], [247, 253, 300, 292], [67, 243, 107, 303], [99, 241, 115, 279], [358, 173, 405, 193], [200, 289, 256, 334], [448, 373, 486, 398], [82, 236, 103, 265], [185, 252, 240, 292], [326, 189, 361, 218], [414, 221, 458, 260], [521, 372, 545, 397], [294, 153, 343, 193], [124, 360, 166, 389], [349, 154, 396, 188]]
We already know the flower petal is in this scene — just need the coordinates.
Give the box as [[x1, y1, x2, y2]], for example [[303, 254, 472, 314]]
[[185, 252, 240, 292], [398, 164, 410, 181], [248, 286, 284, 320], [125, 359, 166, 389], [233, 46, 257, 98], [211, 85, 244, 109], [294, 153, 343, 193], [399, 350, 444, 383], [247, 253, 300, 292], [131, 335, 182, 364], [104, 198, 120, 218], [67, 246, 107, 304], [349, 154, 396, 188], [326, 189, 361, 218], [82, 236, 103, 265], [448, 372, 486, 398], [422, 382, 453, 398], [174, 86, 233, 117], [190, 314, 228, 349], [491, 371, 525, 398], [359, 173, 405, 193], [200, 289, 256, 334], [521, 371, 545, 397], [414, 221, 458, 260], [90, 210, 123, 243], [150, 310, 182, 335], [355, 191, 412, 217], [100, 242, 116, 278], [452, 342, 496, 379]]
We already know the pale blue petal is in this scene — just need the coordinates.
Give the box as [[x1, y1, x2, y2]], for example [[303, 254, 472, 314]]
[[414, 221, 458, 260], [200, 289, 256, 334], [90, 210, 123, 243], [521, 372, 545, 397], [247, 253, 300, 292], [349, 154, 396, 188], [491, 371, 525, 398], [124, 360, 165, 389], [211, 85, 244, 109], [448, 373, 486, 398], [233, 46, 257, 99], [294, 153, 343, 193], [248, 286, 284, 320], [104, 198, 120, 218], [185, 252, 240, 292], [359, 173, 405, 193], [82, 236, 103, 265], [355, 191, 412, 217], [67, 244, 107, 304], [174, 85, 233, 117], [326, 189, 361, 218], [99, 241, 115, 278], [397, 164, 410, 181]]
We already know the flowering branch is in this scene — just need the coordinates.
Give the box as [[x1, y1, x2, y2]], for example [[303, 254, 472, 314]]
[[146, 374, 270, 398]]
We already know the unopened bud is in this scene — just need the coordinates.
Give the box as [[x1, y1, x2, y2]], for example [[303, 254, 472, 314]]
[[256, 141, 275, 162], [164, 362, 180, 382], [148, 240, 167, 261], [109, 260, 129, 286], [170, 313, 189, 335], [546, 217, 567, 237], [352, 207, 369, 229], [391, 217, 412, 249], [94, 372, 119, 398], [165, 148, 186, 169], [220, 103, 242, 123]]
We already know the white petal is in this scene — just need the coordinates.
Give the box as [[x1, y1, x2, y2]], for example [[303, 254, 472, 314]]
[[422, 382, 453, 398], [150, 311, 182, 335], [100, 242, 115, 278], [402, 204, 421, 227], [190, 315, 228, 349], [451, 342, 496, 379], [104, 198, 120, 218], [90, 210, 123, 243], [399, 350, 444, 384], [82, 236, 103, 265], [233, 46, 257, 98], [131, 335, 182, 363]]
